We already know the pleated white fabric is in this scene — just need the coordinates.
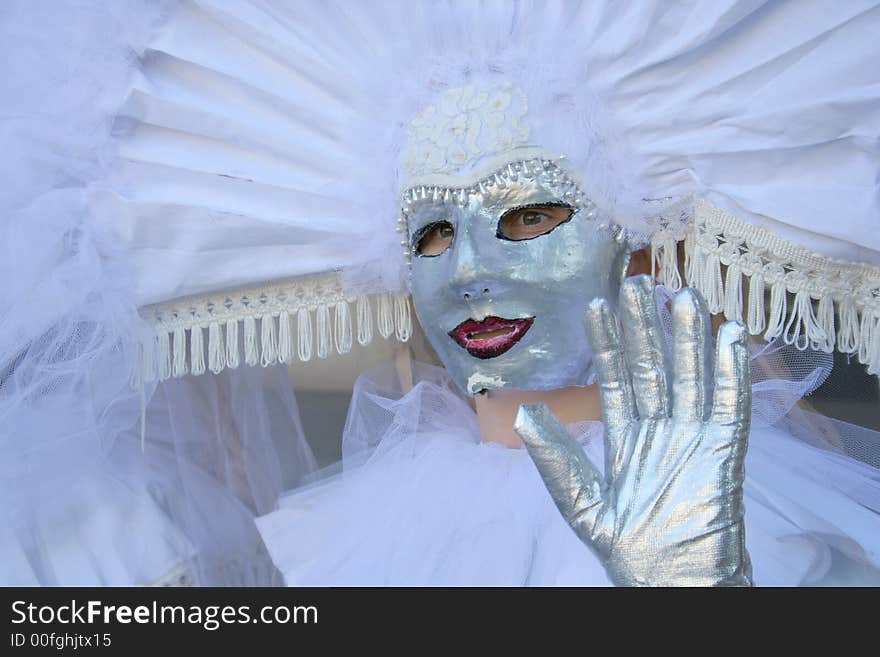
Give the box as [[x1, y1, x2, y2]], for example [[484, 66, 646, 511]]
[[109, 0, 880, 312], [107, 0, 880, 380]]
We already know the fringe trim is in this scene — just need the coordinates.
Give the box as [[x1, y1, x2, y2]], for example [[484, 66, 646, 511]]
[[659, 198, 880, 375], [133, 199, 880, 383], [134, 272, 412, 383]]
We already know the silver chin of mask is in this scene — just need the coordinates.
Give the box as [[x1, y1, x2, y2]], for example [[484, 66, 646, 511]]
[[404, 157, 630, 396]]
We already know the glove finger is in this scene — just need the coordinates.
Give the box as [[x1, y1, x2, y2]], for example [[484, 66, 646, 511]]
[[671, 288, 714, 422], [514, 403, 605, 541], [619, 275, 671, 420], [586, 297, 636, 479], [711, 321, 751, 471]]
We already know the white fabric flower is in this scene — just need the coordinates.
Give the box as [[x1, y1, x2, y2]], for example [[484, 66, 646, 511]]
[[403, 83, 534, 177]]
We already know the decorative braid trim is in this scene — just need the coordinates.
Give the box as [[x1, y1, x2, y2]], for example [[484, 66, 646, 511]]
[[653, 197, 880, 375], [133, 272, 412, 384]]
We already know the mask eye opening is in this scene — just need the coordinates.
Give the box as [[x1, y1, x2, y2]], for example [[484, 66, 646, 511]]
[[496, 202, 574, 242], [413, 220, 455, 257]]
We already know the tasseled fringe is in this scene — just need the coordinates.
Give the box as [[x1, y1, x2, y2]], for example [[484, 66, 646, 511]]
[[158, 330, 171, 380], [297, 307, 312, 362], [838, 299, 860, 354], [278, 311, 293, 363], [722, 261, 743, 322], [783, 290, 826, 351], [815, 295, 836, 353], [684, 235, 700, 297], [260, 313, 277, 366], [651, 232, 682, 291], [208, 322, 225, 374], [377, 293, 394, 339], [764, 280, 787, 341], [134, 293, 415, 383], [172, 327, 187, 378], [859, 311, 873, 365], [683, 231, 727, 317], [244, 316, 258, 366], [652, 227, 880, 377], [746, 271, 765, 335], [356, 296, 373, 345], [225, 319, 239, 369], [394, 294, 412, 342], [316, 305, 331, 359], [683, 229, 695, 289], [190, 325, 205, 375], [334, 302, 352, 354], [702, 252, 724, 315]]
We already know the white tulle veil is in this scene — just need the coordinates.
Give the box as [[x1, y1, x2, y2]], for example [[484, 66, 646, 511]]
[[2, 0, 879, 585]]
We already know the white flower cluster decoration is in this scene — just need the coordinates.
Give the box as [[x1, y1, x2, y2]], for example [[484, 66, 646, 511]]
[[403, 83, 531, 177]]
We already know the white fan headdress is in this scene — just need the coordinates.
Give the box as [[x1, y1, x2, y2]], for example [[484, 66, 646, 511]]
[[2, 0, 880, 585], [114, 0, 880, 383]]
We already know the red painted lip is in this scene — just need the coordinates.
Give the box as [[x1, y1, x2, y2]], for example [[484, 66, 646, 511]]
[[447, 316, 535, 359]]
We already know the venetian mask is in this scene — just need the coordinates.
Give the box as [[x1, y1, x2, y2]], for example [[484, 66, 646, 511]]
[[400, 84, 629, 395]]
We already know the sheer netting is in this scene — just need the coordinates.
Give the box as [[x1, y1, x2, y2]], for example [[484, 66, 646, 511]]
[[0, 1, 318, 586], [257, 287, 880, 586], [2, 344, 316, 586], [141, 364, 316, 586]]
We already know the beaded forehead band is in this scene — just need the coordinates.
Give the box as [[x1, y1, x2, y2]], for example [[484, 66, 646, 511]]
[[396, 157, 614, 266], [396, 83, 618, 267]]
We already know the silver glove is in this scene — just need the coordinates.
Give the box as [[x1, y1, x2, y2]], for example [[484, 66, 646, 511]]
[[514, 275, 752, 586]]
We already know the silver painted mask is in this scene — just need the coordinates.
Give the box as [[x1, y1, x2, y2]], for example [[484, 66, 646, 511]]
[[406, 158, 629, 395]]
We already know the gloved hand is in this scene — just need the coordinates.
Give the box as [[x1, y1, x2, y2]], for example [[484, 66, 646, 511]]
[[514, 275, 752, 586]]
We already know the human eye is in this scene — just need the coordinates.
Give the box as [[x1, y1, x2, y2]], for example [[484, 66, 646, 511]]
[[413, 220, 455, 256], [496, 204, 573, 241]]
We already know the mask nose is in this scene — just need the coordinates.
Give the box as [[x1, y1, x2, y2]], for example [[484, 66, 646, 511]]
[[460, 285, 493, 301], [447, 223, 502, 302]]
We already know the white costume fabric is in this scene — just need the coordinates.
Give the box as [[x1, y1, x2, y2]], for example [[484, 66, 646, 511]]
[[256, 296, 880, 587], [1, 0, 879, 586]]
